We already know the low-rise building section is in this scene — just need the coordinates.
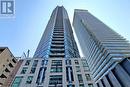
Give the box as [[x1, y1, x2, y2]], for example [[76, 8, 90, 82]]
[[0, 47, 17, 87], [10, 58, 95, 87]]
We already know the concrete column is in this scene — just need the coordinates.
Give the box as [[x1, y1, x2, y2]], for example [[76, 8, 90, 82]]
[[98, 81, 104, 87], [102, 76, 111, 87], [95, 83, 99, 87], [108, 71, 122, 87], [121, 59, 130, 75], [114, 64, 130, 87]]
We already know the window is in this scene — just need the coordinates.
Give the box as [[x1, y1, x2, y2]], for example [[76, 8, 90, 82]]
[[88, 84, 94, 87], [41, 60, 48, 66], [25, 60, 31, 66], [26, 76, 33, 84], [51, 60, 62, 73], [0, 74, 7, 78], [79, 84, 84, 87], [51, 60, 62, 66], [41, 60, 44, 66], [65, 59, 71, 65], [44, 60, 48, 65], [81, 59, 88, 66], [85, 74, 91, 81], [36, 67, 47, 85], [32, 60, 38, 67], [21, 67, 28, 74], [5, 68, 10, 72], [83, 66, 90, 72], [30, 60, 38, 74], [9, 63, 13, 67], [74, 60, 79, 65], [81, 59, 90, 71], [30, 67, 36, 74], [77, 74, 83, 83], [49, 75, 62, 85], [75, 66, 81, 72], [12, 59, 16, 63], [66, 67, 74, 81], [11, 76, 23, 87], [50, 67, 62, 73]]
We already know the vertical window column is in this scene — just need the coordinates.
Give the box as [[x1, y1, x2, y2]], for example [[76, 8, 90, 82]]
[[66, 66, 74, 82], [36, 59, 48, 85], [30, 60, 38, 74]]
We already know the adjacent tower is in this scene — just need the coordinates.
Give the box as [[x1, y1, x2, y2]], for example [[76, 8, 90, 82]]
[[73, 9, 130, 87], [34, 6, 80, 58]]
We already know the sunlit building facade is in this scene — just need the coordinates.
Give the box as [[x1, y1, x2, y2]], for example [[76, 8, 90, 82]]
[[33, 6, 80, 58], [10, 6, 95, 87], [0, 47, 17, 87], [11, 57, 95, 87], [10, 6, 130, 87]]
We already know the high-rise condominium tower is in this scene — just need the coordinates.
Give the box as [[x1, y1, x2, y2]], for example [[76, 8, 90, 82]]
[[11, 6, 95, 87], [34, 6, 80, 58], [73, 9, 130, 87], [10, 7, 130, 87]]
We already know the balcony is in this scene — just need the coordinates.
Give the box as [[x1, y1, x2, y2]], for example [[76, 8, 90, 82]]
[[51, 44, 64, 48], [52, 38, 64, 41], [49, 53, 65, 58], [49, 55, 65, 58], [50, 49, 65, 53], [52, 40, 64, 43], [53, 36, 64, 39], [51, 41, 64, 45], [53, 30, 64, 33], [51, 46, 64, 50], [53, 31, 64, 34], [53, 33, 64, 35], [50, 53, 64, 55], [54, 27, 63, 29]]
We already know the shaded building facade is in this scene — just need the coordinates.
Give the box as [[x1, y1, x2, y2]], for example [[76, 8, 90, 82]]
[[73, 9, 130, 87]]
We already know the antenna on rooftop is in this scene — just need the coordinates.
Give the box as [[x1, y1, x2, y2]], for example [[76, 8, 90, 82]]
[[21, 49, 30, 59], [21, 52, 26, 59], [27, 49, 30, 58]]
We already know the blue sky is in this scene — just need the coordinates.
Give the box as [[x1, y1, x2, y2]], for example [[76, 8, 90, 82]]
[[0, 0, 130, 57]]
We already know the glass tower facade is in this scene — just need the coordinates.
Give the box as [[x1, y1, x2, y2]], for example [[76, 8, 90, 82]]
[[34, 6, 80, 58], [73, 9, 130, 86]]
